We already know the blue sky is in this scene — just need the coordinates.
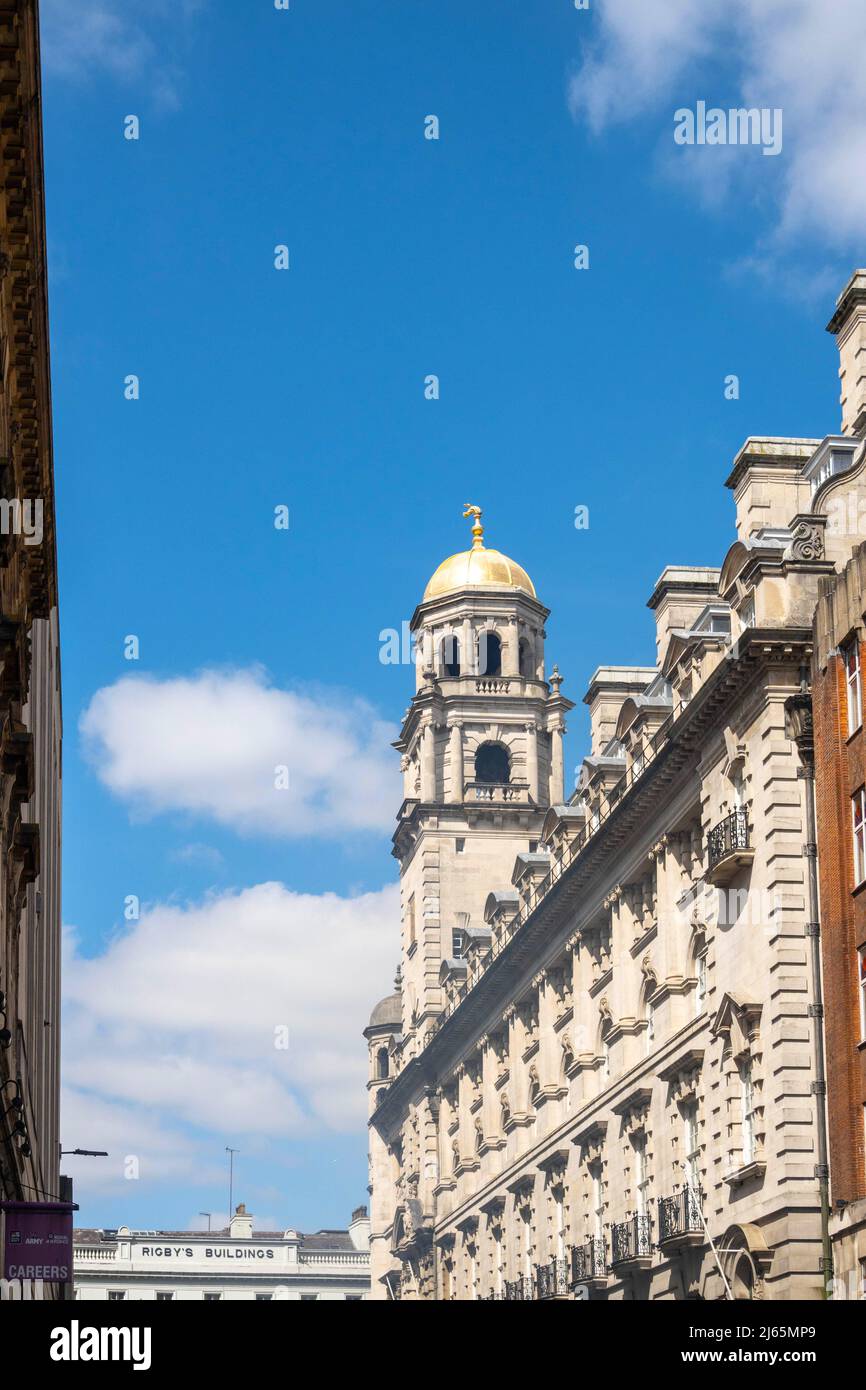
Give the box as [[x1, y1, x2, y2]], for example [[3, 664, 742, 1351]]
[[41, 0, 864, 1233]]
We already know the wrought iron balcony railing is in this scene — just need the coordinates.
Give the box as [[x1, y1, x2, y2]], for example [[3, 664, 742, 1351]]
[[504, 1275, 534, 1302], [657, 1186, 704, 1246], [570, 1237, 607, 1284], [707, 809, 749, 871], [610, 1214, 653, 1267], [535, 1256, 570, 1300]]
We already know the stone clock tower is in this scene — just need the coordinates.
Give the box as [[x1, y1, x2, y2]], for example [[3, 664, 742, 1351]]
[[390, 505, 573, 1056]]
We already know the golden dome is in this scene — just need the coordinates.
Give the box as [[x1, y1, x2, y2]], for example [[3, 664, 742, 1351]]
[[423, 505, 536, 601]]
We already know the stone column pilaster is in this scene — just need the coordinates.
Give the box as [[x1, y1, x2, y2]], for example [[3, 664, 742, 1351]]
[[550, 724, 565, 804], [525, 722, 539, 802], [449, 721, 464, 803], [420, 722, 436, 801]]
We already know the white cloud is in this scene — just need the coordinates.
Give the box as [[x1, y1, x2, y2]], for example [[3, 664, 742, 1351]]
[[40, 1, 154, 82], [80, 669, 398, 839], [62, 881, 399, 1194], [40, 0, 205, 108], [60, 1086, 214, 1198], [169, 842, 225, 870], [568, 0, 866, 252]]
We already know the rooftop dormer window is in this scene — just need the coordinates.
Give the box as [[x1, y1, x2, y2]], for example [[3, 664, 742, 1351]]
[[803, 436, 860, 496]]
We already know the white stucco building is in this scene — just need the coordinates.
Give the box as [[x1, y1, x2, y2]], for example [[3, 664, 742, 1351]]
[[73, 1204, 370, 1301]]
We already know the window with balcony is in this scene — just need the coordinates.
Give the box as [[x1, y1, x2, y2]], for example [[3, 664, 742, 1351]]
[[475, 741, 510, 785], [552, 1186, 566, 1260], [853, 789, 866, 886], [845, 638, 863, 736], [633, 1134, 649, 1217], [683, 1103, 700, 1189], [591, 1165, 604, 1242], [521, 1208, 533, 1284]]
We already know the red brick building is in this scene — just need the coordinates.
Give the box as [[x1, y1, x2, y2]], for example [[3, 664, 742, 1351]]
[[813, 553, 866, 1294]]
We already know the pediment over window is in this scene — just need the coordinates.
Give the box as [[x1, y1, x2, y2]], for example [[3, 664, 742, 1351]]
[[480, 1194, 506, 1218], [483, 889, 519, 924], [659, 1048, 705, 1103], [506, 1172, 535, 1198], [711, 992, 761, 1053], [614, 694, 673, 743], [613, 1086, 653, 1137], [540, 803, 587, 850], [572, 1118, 607, 1164], [439, 957, 468, 986], [537, 1147, 570, 1176]]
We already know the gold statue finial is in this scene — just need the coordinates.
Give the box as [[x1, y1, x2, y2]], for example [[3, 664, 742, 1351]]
[[463, 504, 484, 550]]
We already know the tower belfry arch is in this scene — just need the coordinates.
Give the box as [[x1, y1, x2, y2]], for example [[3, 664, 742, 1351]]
[[391, 506, 574, 1041]]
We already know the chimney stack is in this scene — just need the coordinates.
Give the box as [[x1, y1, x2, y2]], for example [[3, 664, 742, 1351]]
[[349, 1205, 371, 1251], [827, 268, 866, 438], [229, 1203, 253, 1239]]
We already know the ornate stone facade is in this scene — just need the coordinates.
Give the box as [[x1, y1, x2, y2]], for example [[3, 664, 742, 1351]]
[[0, 0, 63, 1281], [366, 270, 866, 1301]]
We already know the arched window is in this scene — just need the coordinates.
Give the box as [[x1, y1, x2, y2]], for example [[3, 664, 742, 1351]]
[[376, 1047, 389, 1080], [691, 931, 708, 1016], [641, 974, 658, 1057], [519, 637, 534, 679], [600, 1016, 613, 1081], [478, 631, 502, 677], [475, 742, 510, 785], [441, 633, 461, 678]]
